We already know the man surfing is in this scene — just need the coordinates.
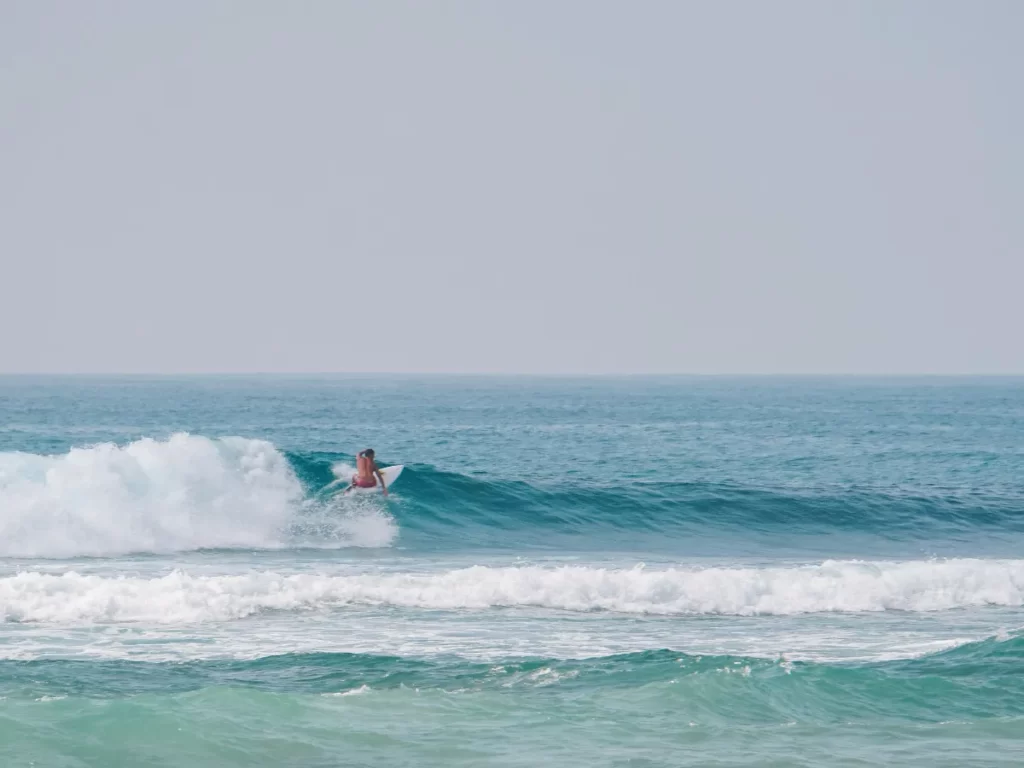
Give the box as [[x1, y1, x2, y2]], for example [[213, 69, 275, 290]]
[[344, 448, 388, 496]]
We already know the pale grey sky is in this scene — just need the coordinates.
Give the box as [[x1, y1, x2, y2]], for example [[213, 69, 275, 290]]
[[1, 1, 1021, 374]]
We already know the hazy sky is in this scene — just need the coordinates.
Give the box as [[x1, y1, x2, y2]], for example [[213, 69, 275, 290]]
[[2, 1, 1021, 374]]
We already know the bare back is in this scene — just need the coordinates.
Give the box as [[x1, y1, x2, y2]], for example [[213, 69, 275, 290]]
[[356, 453, 376, 481]]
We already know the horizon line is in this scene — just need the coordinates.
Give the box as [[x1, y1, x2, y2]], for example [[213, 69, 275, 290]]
[[2, 371, 1024, 378]]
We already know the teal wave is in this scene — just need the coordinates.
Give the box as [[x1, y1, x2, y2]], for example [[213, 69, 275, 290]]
[[4, 636, 1024, 723], [287, 452, 1024, 549]]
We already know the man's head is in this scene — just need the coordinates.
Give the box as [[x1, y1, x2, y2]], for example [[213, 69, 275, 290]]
[[363, 448, 375, 459]]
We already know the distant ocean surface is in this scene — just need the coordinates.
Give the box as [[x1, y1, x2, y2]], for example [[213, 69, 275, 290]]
[[2, 375, 1023, 767]]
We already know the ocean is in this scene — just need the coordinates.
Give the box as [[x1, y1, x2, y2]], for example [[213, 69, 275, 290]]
[[1, 375, 1023, 767]]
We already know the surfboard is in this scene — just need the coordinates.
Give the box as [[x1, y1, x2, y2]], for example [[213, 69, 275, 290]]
[[342, 464, 403, 494]]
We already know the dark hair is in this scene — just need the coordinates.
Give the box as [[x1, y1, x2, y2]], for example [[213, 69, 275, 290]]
[[362, 448, 375, 458]]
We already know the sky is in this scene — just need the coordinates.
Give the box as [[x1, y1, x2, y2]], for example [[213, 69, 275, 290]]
[[1, 1, 1021, 374]]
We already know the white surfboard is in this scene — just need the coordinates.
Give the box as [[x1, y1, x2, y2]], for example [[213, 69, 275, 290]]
[[342, 464, 403, 494]]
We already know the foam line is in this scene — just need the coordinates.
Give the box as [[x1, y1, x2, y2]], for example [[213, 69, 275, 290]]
[[3, 559, 1023, 623]]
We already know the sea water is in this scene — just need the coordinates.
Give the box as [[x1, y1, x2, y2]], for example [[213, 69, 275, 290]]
[[1, 375, 1023, 766]]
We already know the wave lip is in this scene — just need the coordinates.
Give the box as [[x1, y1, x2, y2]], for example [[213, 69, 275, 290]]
[[3, 558, 1023, 624], [0, 434, 395, 558]]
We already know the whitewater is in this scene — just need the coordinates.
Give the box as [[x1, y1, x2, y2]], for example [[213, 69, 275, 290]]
[[0, 433, 394, 556], [5, 558, 1024, 624], [1, 375, 1023, 767]]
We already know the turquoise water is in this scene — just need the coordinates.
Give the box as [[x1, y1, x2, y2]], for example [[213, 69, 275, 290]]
[[2, 376, 1023, 766]]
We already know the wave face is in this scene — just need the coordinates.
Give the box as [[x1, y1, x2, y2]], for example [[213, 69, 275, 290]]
[[290, 453, 1024, 552], [3, 637, 1024, 724], [0, 435, 393, 558], [4, 558, 1023, 623]]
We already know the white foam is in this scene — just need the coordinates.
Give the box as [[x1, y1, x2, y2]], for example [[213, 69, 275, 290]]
[[293, 493, 397, 549], [3, 558, 1024, 624], [0, 434, 394, 557], [331, 462, 356, 481], [324, 685, 371, 697]]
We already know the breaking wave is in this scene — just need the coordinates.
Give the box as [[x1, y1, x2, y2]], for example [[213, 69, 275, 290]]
[[4, 558, 1024, 623], [0, 434, 394, 557], [2, 434, 1022, 558]]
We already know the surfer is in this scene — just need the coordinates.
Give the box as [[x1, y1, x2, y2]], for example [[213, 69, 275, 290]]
[[345, 448, 388, 496]]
